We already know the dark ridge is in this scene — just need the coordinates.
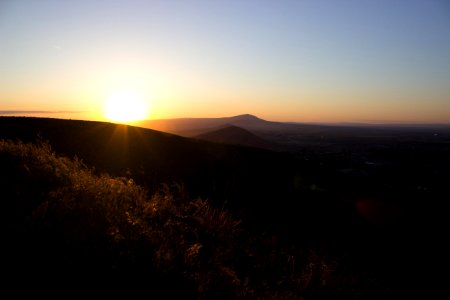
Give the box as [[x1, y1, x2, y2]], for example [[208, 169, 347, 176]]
[[0, 116, 371, 242], [194, 125, 279, 150], [0, 116, 296, 223], [131, 114, 273, 137], [228, 114, 263, 121]]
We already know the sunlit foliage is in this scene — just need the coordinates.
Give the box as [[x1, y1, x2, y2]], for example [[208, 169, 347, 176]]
[[0, 139, 377, 299]]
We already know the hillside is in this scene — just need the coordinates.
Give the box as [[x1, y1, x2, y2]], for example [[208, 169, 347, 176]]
[[194, 125, 279, 150], [1, 117, 325, 231], [0, 117, 413, 244], [1, 116, 447, 298], [0, 117, 292, 213], [1, 139, 384, 298]]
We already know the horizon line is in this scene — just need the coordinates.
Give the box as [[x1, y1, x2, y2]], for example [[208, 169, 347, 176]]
[[1, 111, 449, 126]]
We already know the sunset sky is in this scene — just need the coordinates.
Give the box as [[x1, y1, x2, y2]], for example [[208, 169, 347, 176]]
[[1, 0, 449, 123]]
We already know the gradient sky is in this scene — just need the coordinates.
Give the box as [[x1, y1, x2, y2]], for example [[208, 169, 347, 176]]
[[1, 0, 450, 123]]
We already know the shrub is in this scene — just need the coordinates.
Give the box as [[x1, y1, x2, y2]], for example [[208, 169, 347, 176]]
[[1, 139, 380, 299]]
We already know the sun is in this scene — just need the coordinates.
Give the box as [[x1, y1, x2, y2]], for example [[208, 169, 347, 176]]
[[103, 89, 150, 123]]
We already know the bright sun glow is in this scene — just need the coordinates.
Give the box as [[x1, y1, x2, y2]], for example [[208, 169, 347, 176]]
[[104, 89, 150, 123]]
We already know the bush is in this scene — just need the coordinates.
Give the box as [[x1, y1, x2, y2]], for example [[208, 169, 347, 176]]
[[0, 139, 380, 299]]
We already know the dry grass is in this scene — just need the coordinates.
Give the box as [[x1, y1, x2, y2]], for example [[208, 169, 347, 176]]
[[1, 139, 381, 299]]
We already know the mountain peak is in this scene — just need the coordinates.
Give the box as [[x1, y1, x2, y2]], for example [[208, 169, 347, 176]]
[[230, 114, 262, 121], [194, 124, 276, 150]]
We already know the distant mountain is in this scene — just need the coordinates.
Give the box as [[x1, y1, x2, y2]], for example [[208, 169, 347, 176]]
[[131, 114, 282, 137], [194, 125, 279, 150], [224, 114, 262, 122], [133, 114, 450, 143]]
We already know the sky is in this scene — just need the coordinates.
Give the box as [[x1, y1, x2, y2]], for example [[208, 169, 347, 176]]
[[1, 0, 450, 123]]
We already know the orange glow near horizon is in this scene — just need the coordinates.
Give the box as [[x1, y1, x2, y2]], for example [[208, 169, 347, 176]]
[[1, 1, 450, 125]]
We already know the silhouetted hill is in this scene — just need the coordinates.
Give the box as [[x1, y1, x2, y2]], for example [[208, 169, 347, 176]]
[[226, 113, 262, 121], [0, 117, 298, 227], [0, 116, 373, 240], [194, 125, 279, 150], [132, 115, 450, 154], [1, 116, 448, 236], [131, 114, 277, 136]]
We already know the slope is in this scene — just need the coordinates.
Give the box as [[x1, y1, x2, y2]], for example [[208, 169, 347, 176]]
[[0, 116, 298, 223], [194, 125, 279, 150], [0, 116, 365, 239]]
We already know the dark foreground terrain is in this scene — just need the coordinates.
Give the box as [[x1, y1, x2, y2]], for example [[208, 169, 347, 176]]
[[1, 116, 449, 298]]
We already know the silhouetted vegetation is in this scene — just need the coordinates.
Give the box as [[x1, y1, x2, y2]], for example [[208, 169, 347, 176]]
[[1, 140, 384, 298]]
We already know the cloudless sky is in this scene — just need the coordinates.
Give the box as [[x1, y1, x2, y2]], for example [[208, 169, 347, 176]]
[[1, 0, 449, 123]]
